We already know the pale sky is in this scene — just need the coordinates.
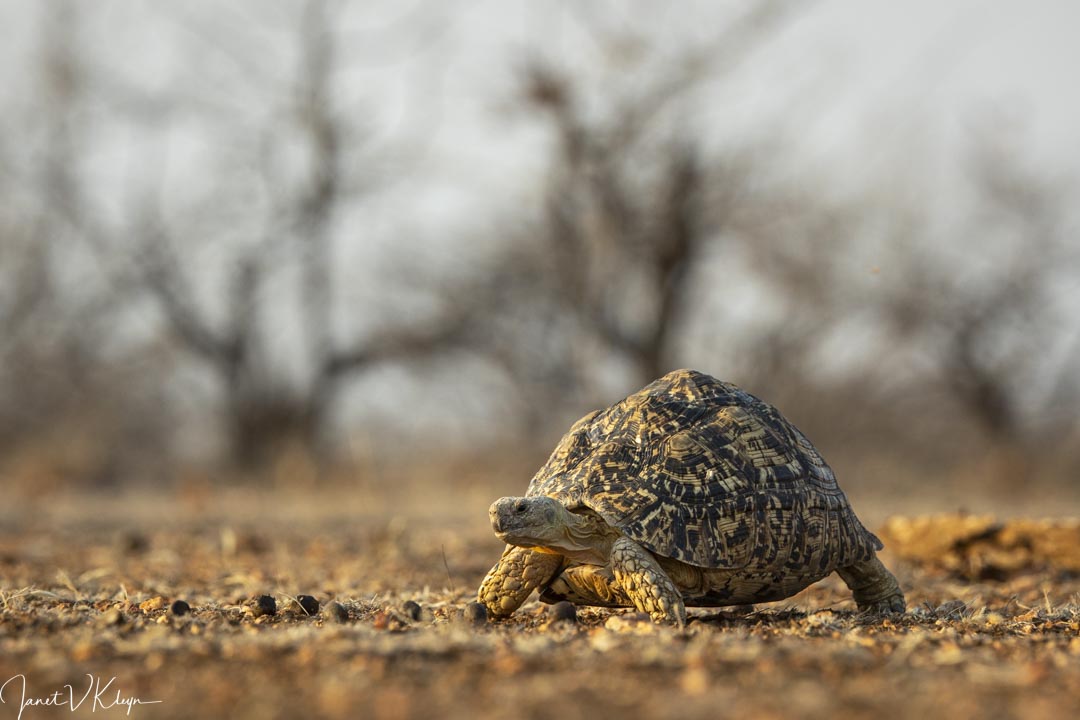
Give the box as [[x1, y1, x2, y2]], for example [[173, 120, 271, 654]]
[[3, 1, 1078, 220], [342, 0, 1080, 242]]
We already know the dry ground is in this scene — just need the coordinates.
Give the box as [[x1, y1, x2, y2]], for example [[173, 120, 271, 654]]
[[1, 485, 1079, 720]]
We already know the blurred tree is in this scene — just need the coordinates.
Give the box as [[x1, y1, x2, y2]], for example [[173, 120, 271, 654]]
[[0, 0, 172, 486], [486, 0, 799, 416], [0, 0, 480, 475], [720, 129, 1080, 485], [875, 138, 1080, 449], [122, 0, 473, 469]]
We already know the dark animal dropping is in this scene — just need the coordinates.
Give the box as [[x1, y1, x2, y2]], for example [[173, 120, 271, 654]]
[[401, 600, 422, 621], [252, 595, 277, 618], [296, 595, 319, 615]]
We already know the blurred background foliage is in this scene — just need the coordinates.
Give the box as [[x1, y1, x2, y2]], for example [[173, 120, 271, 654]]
[[0, 0, 1077, 504]]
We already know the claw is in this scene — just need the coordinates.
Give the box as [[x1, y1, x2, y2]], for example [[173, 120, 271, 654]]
[[857, 594, 907, 615]]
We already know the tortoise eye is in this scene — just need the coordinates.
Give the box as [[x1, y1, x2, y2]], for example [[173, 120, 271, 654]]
[[515, 501, 528, 513]]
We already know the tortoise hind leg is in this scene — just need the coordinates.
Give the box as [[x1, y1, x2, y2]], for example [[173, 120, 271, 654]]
[[837, 555, 905, 613], [478, 545, 564, 618], [539, 564, 632, 607]]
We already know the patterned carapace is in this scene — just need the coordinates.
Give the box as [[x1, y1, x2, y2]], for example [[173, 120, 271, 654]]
[[526, 369, 882, 578]]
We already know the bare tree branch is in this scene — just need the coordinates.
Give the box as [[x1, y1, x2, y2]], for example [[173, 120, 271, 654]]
[[294, 0, 342, 370], [129, 215, 234, 367]]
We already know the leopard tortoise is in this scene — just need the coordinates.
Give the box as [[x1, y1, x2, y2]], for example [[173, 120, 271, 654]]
[[478, 369, 905, 625]]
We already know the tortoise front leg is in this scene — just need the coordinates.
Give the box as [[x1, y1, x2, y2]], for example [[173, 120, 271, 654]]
[[610, 537, 687, 627], [837, 555, 906, 614], [477, 545, 564, 618]]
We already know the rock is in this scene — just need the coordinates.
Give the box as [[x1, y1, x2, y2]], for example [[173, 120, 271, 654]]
[[139, 596, 166, 613], [326, 601, 349, 624], [604, 612, 655, 633], [550, 601, 577, 624], [99, 608, 125, 627], [462, 602, 488, 626]]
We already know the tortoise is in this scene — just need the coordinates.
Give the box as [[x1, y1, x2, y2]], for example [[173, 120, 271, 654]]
[[477, 369, 905, 625]]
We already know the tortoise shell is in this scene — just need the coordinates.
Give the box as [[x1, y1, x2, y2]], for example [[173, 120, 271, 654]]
[[526, 369, 881, 573]]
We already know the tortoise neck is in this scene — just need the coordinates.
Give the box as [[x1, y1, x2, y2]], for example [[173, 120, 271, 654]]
[[554, 507, 622, 564]]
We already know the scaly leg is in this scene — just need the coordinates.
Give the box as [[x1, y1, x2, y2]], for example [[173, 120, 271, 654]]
[[477, 545, 564, 618], [610, 536, 687, 626], [539, 564, 632, 607], [837, 555, 906, 613]]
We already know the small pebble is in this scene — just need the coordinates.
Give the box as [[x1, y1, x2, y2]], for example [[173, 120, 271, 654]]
[[401, 600, 422, 621], [170, 600, 191, 617], [100, 608, 125, 627], [462, 601, 488, 626], [296, 595, 320, 616], [326, 601, 349, 623], [604, 612, 654, 633], [550, 601, 577, 623], [139, 596, 166, 613], [252, 595, 277, 618]]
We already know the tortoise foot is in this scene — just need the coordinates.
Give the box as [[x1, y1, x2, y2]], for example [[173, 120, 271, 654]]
[[838, 555, 906, 615], [857, 592, 906, 615]]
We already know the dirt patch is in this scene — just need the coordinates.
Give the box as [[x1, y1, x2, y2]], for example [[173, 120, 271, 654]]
[[882, 514, 1080, 579], [1, 495, 1079, 720]]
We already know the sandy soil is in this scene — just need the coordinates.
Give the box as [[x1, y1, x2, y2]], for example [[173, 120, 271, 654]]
[[1, 489, 1078, 720]]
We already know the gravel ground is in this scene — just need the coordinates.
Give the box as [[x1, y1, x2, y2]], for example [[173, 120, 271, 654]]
[[1, 491, 1079, 720]]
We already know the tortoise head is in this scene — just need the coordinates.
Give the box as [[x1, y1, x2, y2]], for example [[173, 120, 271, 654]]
[[488, 496, 565, 548], [488, 496, 617, 563]]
